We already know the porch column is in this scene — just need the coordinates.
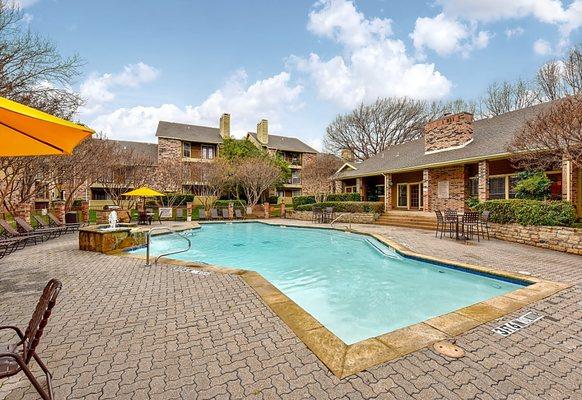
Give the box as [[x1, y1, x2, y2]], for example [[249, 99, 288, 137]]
[[384, 174, 392, 212], [422, 169, 431, 212], [562, 157, 579, 203], [478, 160, 489, 202], [356, 178, 363, 199]]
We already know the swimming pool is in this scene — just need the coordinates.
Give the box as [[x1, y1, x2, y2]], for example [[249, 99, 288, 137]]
[[129, 222, 527, 344]]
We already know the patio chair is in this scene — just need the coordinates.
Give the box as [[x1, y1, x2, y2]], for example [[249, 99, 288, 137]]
[[312, 207, 323, 223], [137, 212, 151, 225], [0, 279, 62, 400], [324, 207, 335, 223], [434, 210, 454, 239], [14, 217, 62, 240], [32, 216, 68, 236], [221, 208, 229, 219], [480, 210, 491, 240], [0, 238, 27, 259], [462, 211, 481, 242], [198, 209, 206, 220], [235, 209, 244, 220], [47, 213, 80, 232], [443, 210, 458, 238], [0, 220, 47, 244], [210, 208, 220, 220]]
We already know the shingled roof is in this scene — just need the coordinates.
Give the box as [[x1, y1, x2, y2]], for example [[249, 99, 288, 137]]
[[105, 139, 159, 166], [336, 101, 553, 179], [155, 121, 223, 144], [248, 132, 318, 154]]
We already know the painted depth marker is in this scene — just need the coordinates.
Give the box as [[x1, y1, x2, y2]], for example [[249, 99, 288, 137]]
[[493, 311, 544, 337]]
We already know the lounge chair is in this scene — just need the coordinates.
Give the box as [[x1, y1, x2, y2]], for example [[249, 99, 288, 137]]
[[198, 209, 206, 220], [47, 212, 80, 232], [32, 215, 68, 235], [210, 209, 220, 220], [234, 209, 244, 220], [14, 217, 63, 239], [221, 208, 229, 219], [0, 279, 62, 400], [0, 238, 27, 259], [0, 220, 46, 244]]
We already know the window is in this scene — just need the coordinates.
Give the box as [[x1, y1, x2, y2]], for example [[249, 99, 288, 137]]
[[292, 189, 302, 197], [345, 186, 355, 193], [397, 184, 408, 208], [183, 142, 191, 158], [469, 177, 478, 198], [508, 176, 519, 199], [202, 145, 215, 159], [288, 171, 301, 185], [489, 177, 506, 199]]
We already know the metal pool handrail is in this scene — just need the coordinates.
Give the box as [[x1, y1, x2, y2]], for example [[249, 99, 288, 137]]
[[330, 213, 352, 230], [146, 227, 191, 267]]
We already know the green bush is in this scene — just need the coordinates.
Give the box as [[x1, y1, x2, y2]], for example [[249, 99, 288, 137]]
[[514, 171, 551, 200], [326, 193, 361, 202], [215, 199, 246, 207], [296, 201, 383, 213], [474, 199, 576, 226], [292, 195, 316, 208], [267, 195, 279, 204]]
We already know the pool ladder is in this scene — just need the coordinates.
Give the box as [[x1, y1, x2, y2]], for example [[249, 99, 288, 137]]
[[145, 227, 192, 267], [330, 213, 352, 230]]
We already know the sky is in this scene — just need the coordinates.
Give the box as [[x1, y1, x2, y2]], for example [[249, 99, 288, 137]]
[[15, 0, 582, 150]]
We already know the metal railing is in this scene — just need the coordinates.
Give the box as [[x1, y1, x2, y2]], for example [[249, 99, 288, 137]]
[[330, 213, 352, 230], [145, 227, 191, 266]]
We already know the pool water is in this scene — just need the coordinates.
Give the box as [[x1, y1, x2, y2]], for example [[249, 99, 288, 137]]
[[129, 223, 526, 344]]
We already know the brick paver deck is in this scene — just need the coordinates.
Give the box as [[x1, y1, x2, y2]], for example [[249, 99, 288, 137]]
[[0, 220, 580, 399]]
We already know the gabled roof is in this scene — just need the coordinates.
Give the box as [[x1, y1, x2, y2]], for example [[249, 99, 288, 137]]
[[105, 139, 158, 166], [247, 132, 318, 154], [155, 121, 223, 144], [336, 101, 554, 179]]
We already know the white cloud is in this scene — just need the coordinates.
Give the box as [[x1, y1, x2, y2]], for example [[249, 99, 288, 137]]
[[79, 62, 159, 115], [411, 13, 490, 57], [84, 69, 303, 142], [435, 0, 582, 50], [293, 0, 451, 109], [505, 27, 525, 38], [533, 38, 553, 55]]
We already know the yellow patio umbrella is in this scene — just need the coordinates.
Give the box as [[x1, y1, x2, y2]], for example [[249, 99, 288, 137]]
[[0, 96, 94, 156], [123, 187, 165, 211]]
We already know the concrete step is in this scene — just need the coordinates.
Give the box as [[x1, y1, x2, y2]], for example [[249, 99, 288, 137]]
[[374, 212, 437, 230]]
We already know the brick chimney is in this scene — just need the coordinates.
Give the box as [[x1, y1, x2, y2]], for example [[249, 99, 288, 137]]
[[257, 119, 268, 145], [219, 113, 230, 139], [424, 112, 474, 153]]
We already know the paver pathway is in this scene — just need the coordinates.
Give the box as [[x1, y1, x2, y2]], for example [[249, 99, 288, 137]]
[[0, 221, 580, 399]]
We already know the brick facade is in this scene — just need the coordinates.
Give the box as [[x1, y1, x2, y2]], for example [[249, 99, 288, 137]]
[[478, 160, 489, 202], [424, 112, 473, 153], [426, 165, 467, 212], [158, 137, 182, 164]]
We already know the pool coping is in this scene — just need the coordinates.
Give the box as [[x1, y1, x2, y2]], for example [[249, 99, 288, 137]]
[[115, 220, 572, 378]]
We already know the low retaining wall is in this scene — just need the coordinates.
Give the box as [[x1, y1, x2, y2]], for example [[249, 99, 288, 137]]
[[287, 211, 377, 224], [79, 225, 145, 253], [488, 223, 582, 255]]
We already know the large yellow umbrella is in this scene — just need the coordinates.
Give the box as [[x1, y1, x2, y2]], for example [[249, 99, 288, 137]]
[[0, 96, 94, 156], [123, 187, 165, 211]]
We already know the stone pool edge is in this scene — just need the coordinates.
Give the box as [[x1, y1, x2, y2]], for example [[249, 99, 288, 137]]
[[114, 220, 571, 378]]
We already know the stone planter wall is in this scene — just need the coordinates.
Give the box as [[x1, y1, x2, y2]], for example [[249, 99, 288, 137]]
[[287, 211, 376, 224], [488, 223, 582, 255], [79, 226, 146, 253]]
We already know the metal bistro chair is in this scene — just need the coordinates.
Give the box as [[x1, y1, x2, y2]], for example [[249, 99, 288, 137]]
[[434, 210, 454, 239], [443, 209, 458, 238], [323, 207, 335, 224], [0, 279, 62, 400], [480, 210, 491, 240], [312, 207, 323, 223], [462, 211, 481, 242]]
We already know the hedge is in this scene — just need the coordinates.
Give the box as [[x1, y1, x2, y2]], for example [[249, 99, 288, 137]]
[[292, 193, 361, 208], [296, 201, 383, 213], [473, 199, 577, 226]]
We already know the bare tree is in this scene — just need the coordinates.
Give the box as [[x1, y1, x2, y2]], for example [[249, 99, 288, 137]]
[[481, 79, 540, 117], [302, 154, 343, 202], [234, 158, 283, 208], [0, 1, 83, 118], [324, 98, 431, 162], [563, 44, 582, 95], [154, 159, 190, 207], [49, 135, 113, 211], [187, 160, 232, 212], [509, 95, 582, 170], [536, 44, 582, 101]]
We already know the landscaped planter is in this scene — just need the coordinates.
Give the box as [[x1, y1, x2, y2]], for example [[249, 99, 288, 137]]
[[488, 223, 582, 255], [287, 210, 377, 224]]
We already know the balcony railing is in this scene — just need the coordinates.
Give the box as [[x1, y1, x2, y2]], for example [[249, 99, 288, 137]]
[[286, 177, 302, 185]]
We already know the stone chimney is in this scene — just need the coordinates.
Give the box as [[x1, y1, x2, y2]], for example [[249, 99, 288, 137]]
[[424, 112, 473, 153], [257, 119, 268, 145], [341, 148, 354, 162], [219, 113, 230, 139]]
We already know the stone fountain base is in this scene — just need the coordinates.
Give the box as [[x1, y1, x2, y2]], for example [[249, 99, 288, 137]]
[[79, 224, 145, 253]]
